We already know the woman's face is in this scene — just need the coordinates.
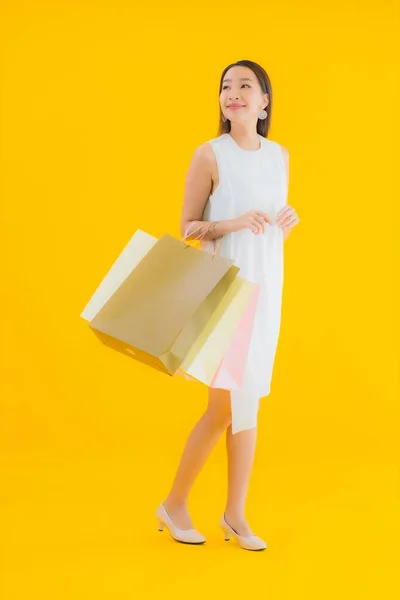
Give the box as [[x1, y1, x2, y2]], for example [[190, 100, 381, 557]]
[[220, 66, 268, 124]]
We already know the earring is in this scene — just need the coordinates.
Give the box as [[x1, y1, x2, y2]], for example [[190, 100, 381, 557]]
[[258, 109, 268, 120]]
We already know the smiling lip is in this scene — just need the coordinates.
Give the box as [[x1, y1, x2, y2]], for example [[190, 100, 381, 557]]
[[228, 104, 245, 110]]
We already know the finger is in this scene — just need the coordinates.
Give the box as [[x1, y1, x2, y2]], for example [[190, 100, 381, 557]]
[[276, 212, 292, 225], [249, 221, 258, 234], [252, 221, 262, 234], [256, 211, 272, 224], [254, 216, 266, 232], [252, 220, 263, 235], [276, 206, 291, 219], [276, 210, 294, 226], [280, 216, 296, 228], [279, 217, 293, 228]]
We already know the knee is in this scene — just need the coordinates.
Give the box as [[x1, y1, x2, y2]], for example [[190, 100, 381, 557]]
[[204, 389, 232, 431], [204, 407, 232, 431]]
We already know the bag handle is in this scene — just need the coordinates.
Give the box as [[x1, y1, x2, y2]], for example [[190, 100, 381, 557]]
[[182, 222, 223, 258]]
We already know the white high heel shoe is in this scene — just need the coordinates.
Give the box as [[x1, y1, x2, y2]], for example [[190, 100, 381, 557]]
[[220, 513, 267, 551], [156, 503, 206, 545]]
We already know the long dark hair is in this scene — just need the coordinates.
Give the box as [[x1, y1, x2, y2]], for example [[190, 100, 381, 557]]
[[217, 60, 273, 138]]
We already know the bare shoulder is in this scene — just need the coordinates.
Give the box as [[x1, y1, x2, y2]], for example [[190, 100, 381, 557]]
[[191, 141, 216, 166], [183, 142, 215, 197], [187, 141, 217, 183]]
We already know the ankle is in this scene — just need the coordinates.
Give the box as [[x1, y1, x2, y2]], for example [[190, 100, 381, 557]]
[[224, 509, 249, 530], [164, 496, 189, 511], [224, 507, 246, 522], [224, 510, 253, 537]]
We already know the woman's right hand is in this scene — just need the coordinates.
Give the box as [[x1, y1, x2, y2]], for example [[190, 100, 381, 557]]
[[230, 210, 272, 235]]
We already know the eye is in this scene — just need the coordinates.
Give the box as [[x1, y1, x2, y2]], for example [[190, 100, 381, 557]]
[[222, 84, 251, 90]]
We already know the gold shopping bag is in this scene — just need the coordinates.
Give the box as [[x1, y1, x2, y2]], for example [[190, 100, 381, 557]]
[[80, 230, 239, 375]]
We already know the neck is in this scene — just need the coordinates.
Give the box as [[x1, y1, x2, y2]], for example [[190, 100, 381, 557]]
[[228, 122, 260, 149]]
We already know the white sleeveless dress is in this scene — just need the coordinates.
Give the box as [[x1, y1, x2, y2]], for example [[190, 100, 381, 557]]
[[201, 132, 288, 434]]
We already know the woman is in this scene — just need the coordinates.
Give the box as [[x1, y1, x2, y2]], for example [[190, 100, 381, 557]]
[[156, 59, 300, 551]]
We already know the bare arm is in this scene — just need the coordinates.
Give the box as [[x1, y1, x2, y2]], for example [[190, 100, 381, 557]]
[[180, 143, 235, 242]]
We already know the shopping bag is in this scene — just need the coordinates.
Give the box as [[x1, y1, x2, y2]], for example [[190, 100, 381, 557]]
[[177, 280, 259, 389], [175, 221, 260, 389], [80, 230, 240, 375]]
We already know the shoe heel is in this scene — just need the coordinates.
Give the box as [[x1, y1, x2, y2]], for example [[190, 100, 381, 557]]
[[224, 531, 231, 541], [158, 521, 165, 532]]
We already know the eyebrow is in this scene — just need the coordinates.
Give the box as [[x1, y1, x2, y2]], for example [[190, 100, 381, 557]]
[[222, 77, 253, 84]]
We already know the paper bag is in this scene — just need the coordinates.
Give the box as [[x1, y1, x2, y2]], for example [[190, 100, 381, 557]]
[[177, 280, 259, 389], [81, 231, 239, 375]]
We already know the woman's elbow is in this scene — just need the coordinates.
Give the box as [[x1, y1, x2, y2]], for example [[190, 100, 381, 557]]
[[181, 219, 199, 240], [180, 220, 189, 239]]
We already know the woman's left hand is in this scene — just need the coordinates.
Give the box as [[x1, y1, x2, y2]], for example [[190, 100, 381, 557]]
[[275, 205, 300, 230]]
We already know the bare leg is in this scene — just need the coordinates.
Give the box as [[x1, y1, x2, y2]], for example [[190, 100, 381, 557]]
[[225, 424, 258, 537], [163, 388, 232, 529]]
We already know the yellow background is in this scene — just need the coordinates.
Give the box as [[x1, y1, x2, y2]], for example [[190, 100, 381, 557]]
[[1, 1, 399, 598]]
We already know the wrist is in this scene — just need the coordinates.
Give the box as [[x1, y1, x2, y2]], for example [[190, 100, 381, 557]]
[[223, 218, 237, 234]]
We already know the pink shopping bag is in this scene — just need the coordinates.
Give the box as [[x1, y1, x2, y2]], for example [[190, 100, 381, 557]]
[[177, 283, 259, 390], [211, 283, 259, 389]]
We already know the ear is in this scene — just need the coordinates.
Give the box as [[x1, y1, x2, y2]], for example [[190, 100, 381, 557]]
[[263, 93, 269, 110]]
